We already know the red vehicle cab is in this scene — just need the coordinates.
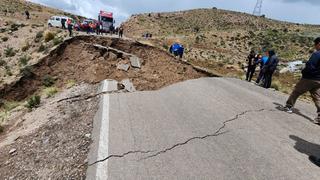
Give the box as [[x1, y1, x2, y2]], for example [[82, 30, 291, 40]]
[[98, 11, 114, 32]]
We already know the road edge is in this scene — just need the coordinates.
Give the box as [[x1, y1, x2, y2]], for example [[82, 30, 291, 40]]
[[86, 80, 118, 180]]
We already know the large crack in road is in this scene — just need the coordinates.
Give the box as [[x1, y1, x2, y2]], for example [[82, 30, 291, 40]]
[[88, 108, 276, 166]]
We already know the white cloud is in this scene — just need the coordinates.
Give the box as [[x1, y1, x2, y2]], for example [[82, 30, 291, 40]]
[[28, 0, 320, 25]]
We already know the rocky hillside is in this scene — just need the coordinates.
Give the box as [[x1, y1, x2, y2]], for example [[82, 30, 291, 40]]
[[123, 8, 320, 76], [0, 0, 82, 87]]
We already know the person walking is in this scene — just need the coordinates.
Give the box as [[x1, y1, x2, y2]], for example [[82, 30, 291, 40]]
[[246, 50, 257, 82], [96, 21, 101, 35], [61, 18, 66, 29], [67, 19, 73, 37], [25, 10, 30, 19], [284, 37, 320, 124], [119, 27, 124, 38], [263, 50, 279, 88]]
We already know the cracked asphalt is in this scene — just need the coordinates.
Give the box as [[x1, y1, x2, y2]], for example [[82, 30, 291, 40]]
[[88, 77, 320, 180]]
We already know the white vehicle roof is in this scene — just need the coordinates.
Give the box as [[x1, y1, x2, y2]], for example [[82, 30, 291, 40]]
[[50, 16, 72, 19]]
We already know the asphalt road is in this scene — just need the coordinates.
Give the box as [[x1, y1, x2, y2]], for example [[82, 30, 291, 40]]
[[88, 77, 320, 180]]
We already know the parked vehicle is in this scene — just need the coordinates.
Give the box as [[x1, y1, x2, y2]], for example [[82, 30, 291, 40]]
[[98, 10, 114, 32], [48, 16, 73, 28]]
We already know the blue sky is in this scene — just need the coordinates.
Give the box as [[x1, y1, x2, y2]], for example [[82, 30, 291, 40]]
[[28, 0, 320, 25]]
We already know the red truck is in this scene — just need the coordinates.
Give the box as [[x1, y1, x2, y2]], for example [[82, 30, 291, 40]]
[[98, 10, 114, 32]]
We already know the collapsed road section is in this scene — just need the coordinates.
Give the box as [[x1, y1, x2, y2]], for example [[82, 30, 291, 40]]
[[0, 35, 208, 102], [0, 35, 210, 179]]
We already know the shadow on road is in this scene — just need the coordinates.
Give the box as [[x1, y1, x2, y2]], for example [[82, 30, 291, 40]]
[[273, 102, 314, 123], [290, 135, 320, 167]]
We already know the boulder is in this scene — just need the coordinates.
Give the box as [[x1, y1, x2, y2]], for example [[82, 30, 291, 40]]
[[117, 63, 130, 72], [130, 56, 141, 68], [121, 79, 136, 92]]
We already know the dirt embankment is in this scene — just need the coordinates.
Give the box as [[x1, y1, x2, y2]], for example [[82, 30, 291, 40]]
[[0, 84, 98, 179], [0, 35, 207, 102]]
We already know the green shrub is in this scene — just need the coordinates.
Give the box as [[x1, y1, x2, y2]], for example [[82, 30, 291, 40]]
[[1, 37, 9, 42], [4, 47, 16, 57], [3, 101, 20, 111], [42, 75, 55, 87], [26, 95, 41, 109], [35, 31, 43, 43], [21, 42, 30, 52], [44, 31, 55, 42], [36, 31, 43, 39], [20, 65, 32, 77], [53, 37, 63, 46], [162, 44, 169, 50], [38, 44, 46, 52], [5, 65, 12, 76], [66, 79, 76, 89], [0, 59, 6, 66], [43, 87, 58, 98], [19, 55, 30, 66]]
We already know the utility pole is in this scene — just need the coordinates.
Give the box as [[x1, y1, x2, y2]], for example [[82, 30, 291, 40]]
[[253, 0, 263, 16]]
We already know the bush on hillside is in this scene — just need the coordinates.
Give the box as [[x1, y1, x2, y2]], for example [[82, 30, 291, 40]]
[[26, 95, 41, 109], [42, 75, 55, 87], [44, 31, 55, 42], [4, 47, 16, 57]]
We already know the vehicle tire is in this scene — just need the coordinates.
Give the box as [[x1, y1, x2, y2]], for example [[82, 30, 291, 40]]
[[48, 23, 52, 27]]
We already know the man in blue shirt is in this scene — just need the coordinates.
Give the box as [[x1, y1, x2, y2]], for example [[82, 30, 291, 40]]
[[285, 37, 320, 124], [169, 43, 184, 58]]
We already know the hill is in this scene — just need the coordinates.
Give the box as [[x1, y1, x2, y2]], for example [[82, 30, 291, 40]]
[[0, 0, 83, 87], [122, 8, 320, 91]]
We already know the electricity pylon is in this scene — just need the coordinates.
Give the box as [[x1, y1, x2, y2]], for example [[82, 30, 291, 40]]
[[253, 0, 263, 16]]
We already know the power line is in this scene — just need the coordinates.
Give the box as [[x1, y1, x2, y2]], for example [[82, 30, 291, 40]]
[[253, 0, 263, 16]]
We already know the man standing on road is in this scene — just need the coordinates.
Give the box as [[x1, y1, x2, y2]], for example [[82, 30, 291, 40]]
[[119, 27, 124, 38], [284, 37, 320, 124], [263, 50, 279, 88], [246, 50, 257, 82], [256, 54, 269, 85], [67, 19, 73, 37]]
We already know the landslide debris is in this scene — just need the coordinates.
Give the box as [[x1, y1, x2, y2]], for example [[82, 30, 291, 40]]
[[0, 35, 207, 102]]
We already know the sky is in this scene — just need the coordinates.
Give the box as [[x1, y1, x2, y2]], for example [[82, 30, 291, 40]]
[[27, 0, 320, 25]]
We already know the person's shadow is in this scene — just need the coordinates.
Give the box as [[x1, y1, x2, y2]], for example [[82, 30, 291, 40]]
[[273, 102, 314, 123], [290, 135, 320, 167]]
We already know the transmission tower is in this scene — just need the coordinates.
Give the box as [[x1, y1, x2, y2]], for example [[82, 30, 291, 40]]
[[253, 0, 263, 16]]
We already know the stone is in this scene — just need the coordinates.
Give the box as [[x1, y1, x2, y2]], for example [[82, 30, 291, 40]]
[[85, 134, 91, 138], [130, 56, 141, 68], [9, 148, 16, 155], [117, 63, 130, 72], [121, 79, 136, 92], [108, 52, 118, 61]]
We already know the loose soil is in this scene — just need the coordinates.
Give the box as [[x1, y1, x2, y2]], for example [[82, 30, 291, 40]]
[[0, 35, 207, 102], [0, 83, 98, 179]]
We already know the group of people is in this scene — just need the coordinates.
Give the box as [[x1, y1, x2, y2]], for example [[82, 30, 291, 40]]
[[245, 49, 279, 89], [60, 18, 73, 37], [245, 37, 320, 125], [59, 19, 124, 38]]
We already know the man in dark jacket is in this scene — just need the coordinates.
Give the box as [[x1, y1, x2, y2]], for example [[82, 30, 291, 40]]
[[25, 10, 30, 19], [246, 50, 257, 82], [285, 37, 320, 124], [263, 50, 279, 88]]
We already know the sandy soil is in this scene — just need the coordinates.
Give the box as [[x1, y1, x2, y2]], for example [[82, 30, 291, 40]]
[[0, 83, 98, 179]]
